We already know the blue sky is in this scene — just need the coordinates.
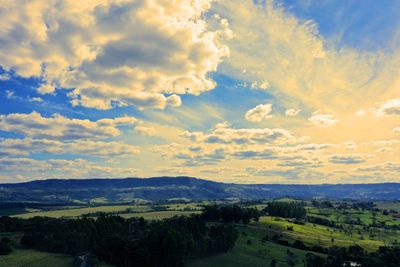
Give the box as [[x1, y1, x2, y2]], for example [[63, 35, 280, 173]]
[[0, 0, 400, 183]]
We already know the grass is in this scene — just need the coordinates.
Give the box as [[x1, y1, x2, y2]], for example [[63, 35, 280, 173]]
[[190, 211, 400, 267], [121, 210, 202, 220], [190, 225, 323, 267], [163, 203, 203, 211], [7, 201, 400, 267], [375, 201, 400, 212], [0, 248, 76, 267], [307, 207, 400, 226], [13, 205, 152, 219], [255, 216, 399, 252], [0, 249, 115, 267], [13, 202, 204, 219]]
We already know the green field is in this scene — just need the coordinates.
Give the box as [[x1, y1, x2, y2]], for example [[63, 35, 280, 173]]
[[375, 201, 400, 212], [120, 210, 202, 220], [190, 225, 323, 267], [255, 216, 396, 251], [307, 207, 400, 226], [0, 249, 76, 267], [13, 203, 204, 219], [5, 200, 400, 266], [13, 205, 152, 219], [0, 248, 114, 267]]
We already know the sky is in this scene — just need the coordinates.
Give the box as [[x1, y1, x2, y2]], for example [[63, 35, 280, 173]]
[[0, 0, 400, 184]]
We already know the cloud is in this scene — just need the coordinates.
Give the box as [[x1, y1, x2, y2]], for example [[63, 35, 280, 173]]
[[285, 108, 301, 116], [5, 90, 14, 99], [214, 0, 400, 114], [0, 157, 142, 182], [0, 111, 137, 140], [176, 147, 227, 166], [166, 94, 182, 108], [181, 121, 295, 144], [152, 122, 329, 167], [371, 99, 400, 116], [245, 166, 302, 181], [28, 96, 44, 103], [0, 138, 140, 157], [0, 0, 229, 109], [308, 112, 338, 127], [250, 80, 269, 90], [134, 126, 156, 136], [392, 127, 400, 135], [329, 154, 372, 164], [245, 103, 272, 122], [357, 162, 400, 173], [232, 148, 278, 160], [0, 73, 10, 81], [277, 158, 323, 168], [37, 83, 56, 95], [157, 167, 192, 175]]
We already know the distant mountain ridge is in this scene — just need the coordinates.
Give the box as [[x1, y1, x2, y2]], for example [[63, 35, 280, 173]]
[[1, 176, 399, 202]]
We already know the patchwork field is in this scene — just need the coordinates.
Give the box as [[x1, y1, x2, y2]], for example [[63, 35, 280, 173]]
[[2, 200, 400, 267], [13, 205, 151, 219], [12, 203, 203, 219], [190, 225, 323, 267], [120, 210, 202, 220], [255, 216, 396, 252]]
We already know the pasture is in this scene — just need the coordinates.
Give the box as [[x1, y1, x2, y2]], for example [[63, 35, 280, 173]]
[[13, 205, 152, 219], [190, 225, 322, 267], [4, 200, 400, 267], [121, 210, 202, 220], [12, 203, 203, 219], [0, 249, 114, 267]]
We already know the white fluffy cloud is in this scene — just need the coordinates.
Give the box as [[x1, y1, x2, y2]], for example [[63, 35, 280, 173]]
[[0, 0, 229, 109], [250, 80, 269, 90], [0, 138, 140, 157], [245, 103, 272, 122], [181, 121, 295, 144], [0, 111, 142, 158], [308, 112, 338, 127], [0, 111, 137, 140], [0, 158, 142, 182], [371, 99, 400, 116]]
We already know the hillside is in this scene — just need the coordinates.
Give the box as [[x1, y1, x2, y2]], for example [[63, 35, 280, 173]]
[[1, 177, 399, 203]]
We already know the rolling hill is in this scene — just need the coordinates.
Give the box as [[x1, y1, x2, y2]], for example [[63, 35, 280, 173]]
[[0, 176, 399, 203]]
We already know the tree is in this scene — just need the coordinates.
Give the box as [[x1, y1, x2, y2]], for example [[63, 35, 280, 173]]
[[263, 202, 306, 219], [305, 253, 325, 267], [0, 237, 12, 255], [286, 251, 298, 267]]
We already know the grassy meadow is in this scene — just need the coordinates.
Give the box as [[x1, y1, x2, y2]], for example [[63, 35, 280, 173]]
[[12, 202, 204, 219], [190, 225, 324, 267], [2, 200, 400, 266]]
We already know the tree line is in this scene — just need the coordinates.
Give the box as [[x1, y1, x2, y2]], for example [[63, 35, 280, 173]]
[[202, 204, 260, 223], [263, 201, 306, 219], [0, 205, 260, 267]]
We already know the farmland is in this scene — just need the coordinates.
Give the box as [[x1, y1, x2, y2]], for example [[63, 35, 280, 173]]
[[190, 225, 324, 267], [12, 202, 203, 219], [1, 200, 400, 266], [0, 248, 115, 267]]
